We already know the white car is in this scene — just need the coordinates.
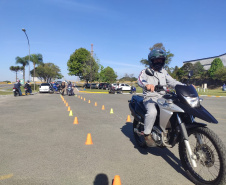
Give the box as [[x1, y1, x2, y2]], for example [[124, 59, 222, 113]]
[[111, 83, 117, 88], [39, 83, 52, 93], [119, 83, 131, 91]]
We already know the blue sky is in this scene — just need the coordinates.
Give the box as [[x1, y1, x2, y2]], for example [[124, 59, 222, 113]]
[[1, 0, 226, 82]]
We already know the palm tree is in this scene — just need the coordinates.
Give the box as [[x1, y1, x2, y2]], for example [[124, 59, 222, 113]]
[[15, 56, 29, 82], [9, 66, 24, 82], [26, 54, 43, 82]]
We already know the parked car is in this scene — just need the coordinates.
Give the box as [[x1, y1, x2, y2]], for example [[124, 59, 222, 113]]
[[90, 83, 97, 89], [119, 83, 131, 91], [98, 83, 106, 89], [112, 83, 117, 88], [57, 81, 62, 85], [83, 83, 90, 88], [103, 83, 110, 90], [108, 84, 122, 94], [39, 83, 52, 93]]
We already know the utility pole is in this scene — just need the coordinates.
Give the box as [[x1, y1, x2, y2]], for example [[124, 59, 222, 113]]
[[22, 28, 30, 82]]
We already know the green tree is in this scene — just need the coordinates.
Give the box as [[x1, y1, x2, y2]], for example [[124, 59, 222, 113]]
[[208, 58, 224, 78], [15, 56, 29, 82], [101, 66, 117, 83], [213, 67, 226, 81], [192, 62, 205, 79], [176, 68, 185, 81], [25, 54, 43, 82], [166, 66, 180, 80], [67, 48, 99, 84], [98, 64, 105, 82], [31, 63, 63, 82], [9, 66, 24, 82], [140, 43, 174, 68], [175, 63, 194, 81], [80, 56, 99, 84], [119, 73, 137, 83]]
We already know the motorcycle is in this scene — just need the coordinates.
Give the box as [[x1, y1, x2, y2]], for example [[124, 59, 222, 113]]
[[51, 83, 61, 94], [24, 86, 32, 95], [67, 86, 73, 96], [13, 87, 20, 97], [128, 71, 226, 185]]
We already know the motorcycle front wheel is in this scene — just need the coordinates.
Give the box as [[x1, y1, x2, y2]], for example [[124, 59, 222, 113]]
[[133, 119, 146, 148], [179, 127, 226, 185]]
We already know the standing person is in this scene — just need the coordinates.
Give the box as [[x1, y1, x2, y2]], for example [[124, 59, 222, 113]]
[[131, 86, 136, 94], [14, 80, 22, 96], [137, 48, 184, 147], [61, 81, 66, 95], [223, 83, 226, 91]]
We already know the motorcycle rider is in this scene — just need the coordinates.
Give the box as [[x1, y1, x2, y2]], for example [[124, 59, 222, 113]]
[[67, 81, 74, 95], [14, 79, 22, 96], [137, 48, 184, 147], [24, 80, 32, 93]]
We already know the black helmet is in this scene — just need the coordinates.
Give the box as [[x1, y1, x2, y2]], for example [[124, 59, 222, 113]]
[[27, 80, 30, 83], [148, 48, 166, 70], [69, 81, 71, 85]]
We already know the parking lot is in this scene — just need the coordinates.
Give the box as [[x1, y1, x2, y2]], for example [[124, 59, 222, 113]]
[[0, 93, 226, 185]]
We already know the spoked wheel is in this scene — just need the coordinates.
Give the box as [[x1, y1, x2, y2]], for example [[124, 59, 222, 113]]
[[133, 119, 146, 148], [179, 127, 226, 185]]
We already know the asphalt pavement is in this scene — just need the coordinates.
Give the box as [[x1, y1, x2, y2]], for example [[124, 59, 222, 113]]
[[0, 93, 226, 185]]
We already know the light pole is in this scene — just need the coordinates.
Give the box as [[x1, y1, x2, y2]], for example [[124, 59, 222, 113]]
[[22, 28, 30, 82]]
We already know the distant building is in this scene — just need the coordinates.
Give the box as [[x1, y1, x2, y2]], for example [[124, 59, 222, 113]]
[[183, 53, 226, 70], [31, 77, 39, 82]]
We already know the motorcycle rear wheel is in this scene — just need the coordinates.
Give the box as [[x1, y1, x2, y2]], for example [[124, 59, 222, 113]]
[[133, 119, 146, 148], [179, 127, 226, 185], [14, 91, 19, 97]]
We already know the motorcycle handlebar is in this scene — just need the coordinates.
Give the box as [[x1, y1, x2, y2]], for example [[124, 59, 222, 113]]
[[145, 85, 167, 92]]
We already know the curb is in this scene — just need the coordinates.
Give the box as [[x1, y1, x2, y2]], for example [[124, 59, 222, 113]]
[[79, 91, 109, 94]]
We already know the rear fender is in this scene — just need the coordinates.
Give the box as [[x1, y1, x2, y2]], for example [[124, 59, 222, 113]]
[[129, 102, 143, 122]]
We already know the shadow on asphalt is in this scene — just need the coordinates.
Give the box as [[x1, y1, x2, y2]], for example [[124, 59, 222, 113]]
[[121, 122, 190, 181], [93, 173, 109, 185]]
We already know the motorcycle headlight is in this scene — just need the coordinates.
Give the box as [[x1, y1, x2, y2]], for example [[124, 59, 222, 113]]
[[182, 96, 200, 108]]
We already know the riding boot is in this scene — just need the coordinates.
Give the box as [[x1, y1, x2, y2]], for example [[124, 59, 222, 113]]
[[144, 134, 156, 147]]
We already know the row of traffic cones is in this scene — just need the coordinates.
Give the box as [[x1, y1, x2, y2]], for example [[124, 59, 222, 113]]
[[61, 95, 93, 145], [65, 95, 124, 184], [76, 94, 115, 114]]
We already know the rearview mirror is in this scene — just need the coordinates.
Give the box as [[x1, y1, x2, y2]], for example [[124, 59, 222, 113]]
[[145, 68, 154, 76], [188, 70, 193, 79]]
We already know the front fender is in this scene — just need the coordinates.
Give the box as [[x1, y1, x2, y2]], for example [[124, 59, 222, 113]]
[[185, 122, 207, 130]]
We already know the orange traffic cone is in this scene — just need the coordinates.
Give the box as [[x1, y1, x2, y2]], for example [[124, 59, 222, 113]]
[[67, 106, 71, 111], [81, 96, 83, 99], [78, 95, 80, 98], [66, 102, 68, 107], [84, 98, 86, 101], [126, 115, 131, 122], [85, 133, 93, 145], [95, 102, 97, 106], [73, 117, 78, 124], [112, 175, 121, 185], [102, 105, 105, 110], [88, 100, 91, 103]]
